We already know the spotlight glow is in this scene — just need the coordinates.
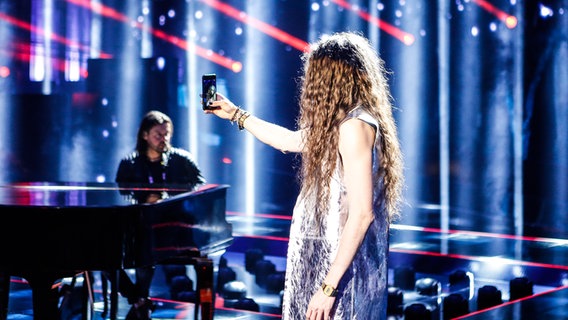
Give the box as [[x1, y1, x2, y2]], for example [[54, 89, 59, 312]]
[[0, 66, 10, 78], [471, 26, 479, 36], [539, 4, 554, 18], [156, 56, 166, 70]]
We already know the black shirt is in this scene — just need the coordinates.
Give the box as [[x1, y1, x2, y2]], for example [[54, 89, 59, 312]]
[[115, 147, 205, 190]]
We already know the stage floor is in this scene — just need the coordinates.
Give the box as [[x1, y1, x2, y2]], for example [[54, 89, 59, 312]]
[[4, 210, 568, 319]]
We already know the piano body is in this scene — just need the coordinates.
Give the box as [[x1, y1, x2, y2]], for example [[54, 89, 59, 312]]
[[0, 182, 232, 319]]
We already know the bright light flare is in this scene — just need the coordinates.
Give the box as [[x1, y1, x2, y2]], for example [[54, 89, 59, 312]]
[[0, 66, 10, 78], [472, 0, 518, 29], [505, 16, 518, 29], [539, 4, 554, 18]]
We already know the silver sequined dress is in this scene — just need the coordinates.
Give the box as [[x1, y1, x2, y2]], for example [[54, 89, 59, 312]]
[[282, 108, 389, 319]]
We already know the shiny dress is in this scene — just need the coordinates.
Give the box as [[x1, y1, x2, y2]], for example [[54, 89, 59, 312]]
[[282, 108, 389, 319]]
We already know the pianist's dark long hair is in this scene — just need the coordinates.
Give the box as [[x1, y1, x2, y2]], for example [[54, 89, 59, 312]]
[[135, 110, 173, 155]]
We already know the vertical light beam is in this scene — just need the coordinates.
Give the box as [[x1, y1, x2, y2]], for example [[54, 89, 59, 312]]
[[438, 0, 451, 252]]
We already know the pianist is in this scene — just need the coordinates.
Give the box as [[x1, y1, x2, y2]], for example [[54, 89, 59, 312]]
[[116, 110, 204, 186], [115, 110, 205, 320]]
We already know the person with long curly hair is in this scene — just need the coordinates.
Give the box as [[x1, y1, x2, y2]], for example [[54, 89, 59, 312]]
[[205, 31, 404, 320]]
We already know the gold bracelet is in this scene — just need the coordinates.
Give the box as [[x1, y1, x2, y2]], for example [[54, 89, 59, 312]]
[[237, 111, 251, 131], [230, 107, 241, 124]]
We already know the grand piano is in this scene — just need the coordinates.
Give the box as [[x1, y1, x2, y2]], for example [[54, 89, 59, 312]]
[[0, 182, 233, 320]]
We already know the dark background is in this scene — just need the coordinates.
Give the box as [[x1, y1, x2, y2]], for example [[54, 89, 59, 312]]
[[0, 0, 566, 239]]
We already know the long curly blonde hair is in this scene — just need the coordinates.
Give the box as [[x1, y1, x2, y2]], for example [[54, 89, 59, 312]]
[[297, 32, 404, 224]]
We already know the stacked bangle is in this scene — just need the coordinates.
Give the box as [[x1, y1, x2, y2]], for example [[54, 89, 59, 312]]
[[229, 107, 240, 124], [230, 107, 251, 131], [237, 110, 251, 130]]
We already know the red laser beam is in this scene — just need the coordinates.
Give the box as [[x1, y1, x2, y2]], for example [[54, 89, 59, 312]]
[[199, 0, 310, 52], [390, 248, 568, 271], [452, 285, 568, 319], [66, 0, 243, 72], [0, 12, 112, 59], [392, 224, 568, 244], [331, 0, 415, 46], [0, 35, 89, 77], [472, 0, 518, 29]]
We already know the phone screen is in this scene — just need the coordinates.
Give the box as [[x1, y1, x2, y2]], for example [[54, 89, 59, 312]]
[[202, 74, 217, 110]]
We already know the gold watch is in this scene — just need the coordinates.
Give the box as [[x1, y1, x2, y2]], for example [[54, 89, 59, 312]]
[[321, 283, 338, 297]]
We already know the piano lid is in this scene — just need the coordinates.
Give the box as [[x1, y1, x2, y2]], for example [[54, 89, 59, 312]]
[[0, 181, 226, 207]]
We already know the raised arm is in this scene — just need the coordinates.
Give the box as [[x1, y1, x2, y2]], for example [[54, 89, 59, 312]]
[[205, 93, 304, 153]]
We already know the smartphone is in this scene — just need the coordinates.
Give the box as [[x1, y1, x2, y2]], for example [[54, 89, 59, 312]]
[[202, 73, 217, 110]]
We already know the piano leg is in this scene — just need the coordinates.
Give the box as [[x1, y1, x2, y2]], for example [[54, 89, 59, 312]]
[[0, 272, 9, 320], [194, 258, 214, 320], [100, 270, 120, 320], [101, 272, 109, 318], [25, 272, 61, 320], [109, 271, 119, 320]]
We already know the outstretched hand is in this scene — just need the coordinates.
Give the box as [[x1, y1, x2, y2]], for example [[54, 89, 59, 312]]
[[203, 92, 239, 121]]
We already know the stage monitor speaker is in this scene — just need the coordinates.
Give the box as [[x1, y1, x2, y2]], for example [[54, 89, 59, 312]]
[[415, 278, 440, 296], [509, 276, 533, 301], [443, 293, 469, 319], [477, 285, 502, 310], [394, 266, 416, 291], [404, 303, 433, 320], [387, 286, 403, 315], [244, 248, 264, 274]]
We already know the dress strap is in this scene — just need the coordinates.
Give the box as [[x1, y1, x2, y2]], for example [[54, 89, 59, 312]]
[[342, 107, 379, 146]]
